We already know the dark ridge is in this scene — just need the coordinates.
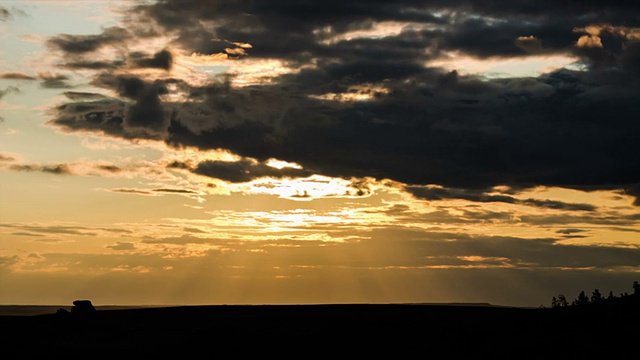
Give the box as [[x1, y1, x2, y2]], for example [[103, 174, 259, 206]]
[[2, 300, 638, 357]]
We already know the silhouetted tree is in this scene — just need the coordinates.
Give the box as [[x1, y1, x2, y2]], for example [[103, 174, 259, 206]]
[[573, 290, 590, 306], [591, 289, 603, 303], [551, 294, 569, 308], [558, 294, 568, 307], [550, 281, 639, 308]]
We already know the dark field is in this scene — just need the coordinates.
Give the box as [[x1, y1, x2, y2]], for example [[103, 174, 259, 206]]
[[2, 302, 638, 358], [0, 305, 152, 316]]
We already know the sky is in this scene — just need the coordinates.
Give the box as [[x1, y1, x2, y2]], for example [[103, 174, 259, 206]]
[[0, 0, 639, 307]]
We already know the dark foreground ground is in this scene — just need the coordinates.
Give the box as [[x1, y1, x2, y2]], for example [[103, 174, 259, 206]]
[[1, 302, 638, 358]]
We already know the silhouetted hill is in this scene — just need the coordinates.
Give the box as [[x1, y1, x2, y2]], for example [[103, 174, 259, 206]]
[[0, 305, 152, 316], [0, 302, 503, 316], [2, 301, 638, 358]]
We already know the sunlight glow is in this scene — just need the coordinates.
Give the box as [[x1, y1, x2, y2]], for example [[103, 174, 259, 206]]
[[248, 175, 374, 200], [308, 85, 390, 102], [265, 159, 303, 170], [315, 21, 439, 45], [428, 52, 582, 78]]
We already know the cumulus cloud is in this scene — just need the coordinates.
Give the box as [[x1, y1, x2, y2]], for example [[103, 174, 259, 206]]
[[43, 0, 640, 205]]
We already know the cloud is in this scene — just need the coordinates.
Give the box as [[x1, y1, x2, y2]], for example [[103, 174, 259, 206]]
[[131, 49, 173, 70], [0, 223, 96, 236], [107, 188, 200, 197], [11, 232, 45, 237], [0, 154, 16, 162], [0, 6, 9, 21], [520, 199, 596, 212], [47, 26, 130, 54], [0, 6, 25, 22], [110, 188, 155, 195], [90, 74, 175, 138], [106, 242, 136, 251], [621, 185, 640, 207], [406, 185, 597, 211], [43, 1, 640, 206], [358, 228, 640, 269], [0, 255, 18, 268], [514, 35, 543, 53], [59, 60, 121, 70], [556, 228, 588, 238], [38, 73, 73, 89], [95, 164, 121, 172], [576, 35, 603, 48], [193, 159, 312, 183], [134, 1, 639, 62], [48, 75, 179, 140], [152, 188, 198, 194], [0, 73, 37, 80], [130, 227, 640, 270], [9, 163, 73, 175], [141, 235, 215, 245], [64, 91, 107, 100], [0, 86, 20, 99]]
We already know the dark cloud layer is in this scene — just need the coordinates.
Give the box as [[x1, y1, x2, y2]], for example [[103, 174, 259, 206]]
[[131, 49, 173, 70], [406, 186, 597, 211], [193, 159, 312, 183], [133, 0, 640, 63], [47, 26, 130, 54], [45, 0, 640, 203]]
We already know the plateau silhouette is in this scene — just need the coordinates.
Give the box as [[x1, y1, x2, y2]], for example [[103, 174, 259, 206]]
[[2, 283, 638, 358]]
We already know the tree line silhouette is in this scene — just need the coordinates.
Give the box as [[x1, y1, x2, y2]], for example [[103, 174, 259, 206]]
[[550, 281, 639, 308]]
